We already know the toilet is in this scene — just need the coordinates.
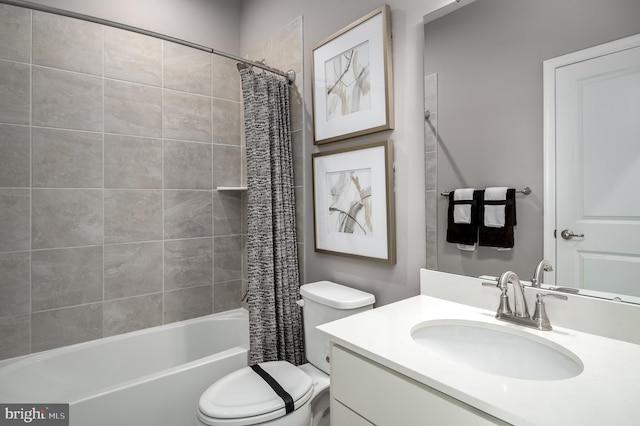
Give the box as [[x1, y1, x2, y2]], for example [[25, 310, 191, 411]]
[[195, 281, 375, 426]]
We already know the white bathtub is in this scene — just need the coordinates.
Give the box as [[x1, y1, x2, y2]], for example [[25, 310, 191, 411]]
[[0, 309, 249, 426]]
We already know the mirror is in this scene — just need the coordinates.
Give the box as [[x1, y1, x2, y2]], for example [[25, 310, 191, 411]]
[[423, 0, 640, 302]]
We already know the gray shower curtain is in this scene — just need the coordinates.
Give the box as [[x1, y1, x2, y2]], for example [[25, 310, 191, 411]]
[[240, 68, 304, 366]]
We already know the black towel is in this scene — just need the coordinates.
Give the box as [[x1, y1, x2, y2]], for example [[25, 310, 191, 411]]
[[478, 188, 517, 248], [446, 190, 481, 245]]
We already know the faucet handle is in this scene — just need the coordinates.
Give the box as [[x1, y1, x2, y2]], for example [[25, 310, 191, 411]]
[[532, 293, 568, 330], [537, 293, 568, 302], [482, 280, 512, 317]]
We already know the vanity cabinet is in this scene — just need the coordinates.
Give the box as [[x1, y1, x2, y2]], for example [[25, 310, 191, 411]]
[[330, 344, 508, 426]]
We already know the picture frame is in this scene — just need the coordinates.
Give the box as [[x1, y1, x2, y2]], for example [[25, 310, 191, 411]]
[[311, 5, 394, 144], [312, 140, 396, 264]]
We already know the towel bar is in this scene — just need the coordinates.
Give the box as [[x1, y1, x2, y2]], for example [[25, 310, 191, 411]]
[[441, 187, 531, 197]]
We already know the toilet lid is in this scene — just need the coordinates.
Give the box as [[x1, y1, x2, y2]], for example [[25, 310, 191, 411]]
[[198, 361, 313, 424]]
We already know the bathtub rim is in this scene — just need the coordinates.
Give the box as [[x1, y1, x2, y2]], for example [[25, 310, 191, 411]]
[[0, 308, 249, 403]]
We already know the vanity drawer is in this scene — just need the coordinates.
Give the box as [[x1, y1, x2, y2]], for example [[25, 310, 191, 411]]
[[332, 399, 375, 426], [330, 344, 507, 426]]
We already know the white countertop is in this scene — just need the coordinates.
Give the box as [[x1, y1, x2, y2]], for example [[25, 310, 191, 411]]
[[317, 295, 640, 425]]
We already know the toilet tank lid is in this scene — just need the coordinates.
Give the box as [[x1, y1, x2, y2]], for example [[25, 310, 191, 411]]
[[300, 281, 375, 309]]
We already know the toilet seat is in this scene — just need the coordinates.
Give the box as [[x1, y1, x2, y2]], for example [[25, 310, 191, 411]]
[[197, 361, 314, 426]]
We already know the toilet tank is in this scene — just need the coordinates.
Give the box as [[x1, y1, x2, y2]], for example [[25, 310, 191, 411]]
[[299, 281, 375, 374]]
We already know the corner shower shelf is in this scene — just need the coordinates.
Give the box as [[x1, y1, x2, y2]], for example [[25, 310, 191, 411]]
[[216, 186, 248, 191]]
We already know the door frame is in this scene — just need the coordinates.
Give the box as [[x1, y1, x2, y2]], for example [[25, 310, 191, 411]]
[[542, 33, 640, 284]]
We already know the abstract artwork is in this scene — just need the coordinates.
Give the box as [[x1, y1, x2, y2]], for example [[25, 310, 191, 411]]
[[327, 168, 373, 235], [313, 141, 395, 263], [325, 41, 371, 120], [312, 5, 394, 144]]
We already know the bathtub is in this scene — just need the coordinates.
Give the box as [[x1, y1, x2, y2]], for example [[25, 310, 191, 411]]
[[0, 309, 249, 426]]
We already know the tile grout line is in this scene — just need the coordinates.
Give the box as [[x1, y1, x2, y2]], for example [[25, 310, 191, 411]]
[[101, 21, 106, 338], [161, 39, 165, 325], [28, 7, 33, 356]]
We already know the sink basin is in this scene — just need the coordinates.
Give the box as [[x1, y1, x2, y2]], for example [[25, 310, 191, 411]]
[[411, 320, 583, 380]]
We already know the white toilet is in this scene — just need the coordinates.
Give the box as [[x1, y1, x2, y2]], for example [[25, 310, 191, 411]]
[[195, 281, 375, 426]]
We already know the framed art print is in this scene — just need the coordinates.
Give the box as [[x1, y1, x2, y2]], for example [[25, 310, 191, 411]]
[[311, 5, 394, 144], [312, 140, 395, 263]]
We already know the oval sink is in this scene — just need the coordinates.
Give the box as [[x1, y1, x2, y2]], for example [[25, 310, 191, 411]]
[[411, 320, 583, 380]]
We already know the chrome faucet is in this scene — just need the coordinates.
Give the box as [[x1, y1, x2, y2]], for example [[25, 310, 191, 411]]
[[531, 260, 553, 288], [483, 271, 567, 331], [499, 271, 529, 318]]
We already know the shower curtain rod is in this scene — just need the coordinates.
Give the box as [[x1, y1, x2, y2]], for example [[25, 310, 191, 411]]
[[1, 0, 296, 84]]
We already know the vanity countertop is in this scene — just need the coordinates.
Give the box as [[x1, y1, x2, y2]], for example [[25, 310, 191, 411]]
[[317, 295, 640, 425]]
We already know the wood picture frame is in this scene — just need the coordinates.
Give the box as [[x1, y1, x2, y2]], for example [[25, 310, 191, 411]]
[[311, 5, 394, 144]]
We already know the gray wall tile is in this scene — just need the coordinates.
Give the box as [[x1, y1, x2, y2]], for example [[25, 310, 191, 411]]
[[290, 80, 303, 133], [296, 242, 303, 284], [104, 190, 163, 244], [164, 238, 213, 291], [163, 90, 212, 142], [31, 246, 103, 312], [103, 293, 162, 337], [212, 145, 241, 187], [212, 55, 240, 102], [32, 66, 103, 131], [32, 189, 103, 249], [104, 79, 162, 137], [295, 186, 303, 244], [0, 189, 30, 252], [163, 41, 211, 96], [164, 285, 212, 324], [0, 315, 30, 359], [272, 16, 303, 74], [31, 303, 102, 352], [104, 135, 162, 189], [32, 11, 102, 75], [0, 60, 30, 125], [212, 98, 241, 146], [213, 280, 242, 313], [0, 6, 249, 359], [104, 242, 163, 300], [291, 130, 303, 187], [0, 251, 30, 317], [213, 235, 242, 282], [32, 128, 103, 188], [164, 190, 212, 239], [104, 26, 162, 86], [425, 151, 437, 192], [164, 140, 212, 190], [213, 191, 243, 236], [0, 124, 30, 187], [0, 4, 30, 63]]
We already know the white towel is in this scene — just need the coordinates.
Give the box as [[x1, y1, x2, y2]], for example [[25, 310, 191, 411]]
[[453, 188, 475, 224], [457, 243, 476, 251], [484, 187, 509, 228]]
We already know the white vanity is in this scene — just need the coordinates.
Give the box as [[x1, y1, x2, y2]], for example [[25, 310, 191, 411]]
[[317, 269, 640, 425]]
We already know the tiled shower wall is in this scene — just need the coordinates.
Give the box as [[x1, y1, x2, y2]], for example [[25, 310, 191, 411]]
[[242, 16, 305, 291], [0, 4, 247, 360]]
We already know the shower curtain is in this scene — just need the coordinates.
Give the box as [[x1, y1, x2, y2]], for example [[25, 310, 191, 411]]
[[240, 68, 304, 366]]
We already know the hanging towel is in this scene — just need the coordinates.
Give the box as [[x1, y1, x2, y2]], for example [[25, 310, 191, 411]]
[[483, 187, 508, 227], [478, 188, 517, 249], [453, 188, 475, 224], [446, 189, 480, 247]]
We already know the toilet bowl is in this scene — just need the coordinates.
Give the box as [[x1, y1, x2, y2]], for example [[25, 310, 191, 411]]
[[195, 281, 375, 426]]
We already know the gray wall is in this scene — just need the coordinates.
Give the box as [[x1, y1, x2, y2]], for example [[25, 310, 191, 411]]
[[26, 0, 241, 52], [0, 4, 245, 360], [425, 0, 640, 279], [241, 0, 451, 306]]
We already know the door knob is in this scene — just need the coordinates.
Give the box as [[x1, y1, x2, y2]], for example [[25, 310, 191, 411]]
[[560, 229, 584, 240]]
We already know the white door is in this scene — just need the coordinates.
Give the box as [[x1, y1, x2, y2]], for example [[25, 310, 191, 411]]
[[554, 41, 640, 296]]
